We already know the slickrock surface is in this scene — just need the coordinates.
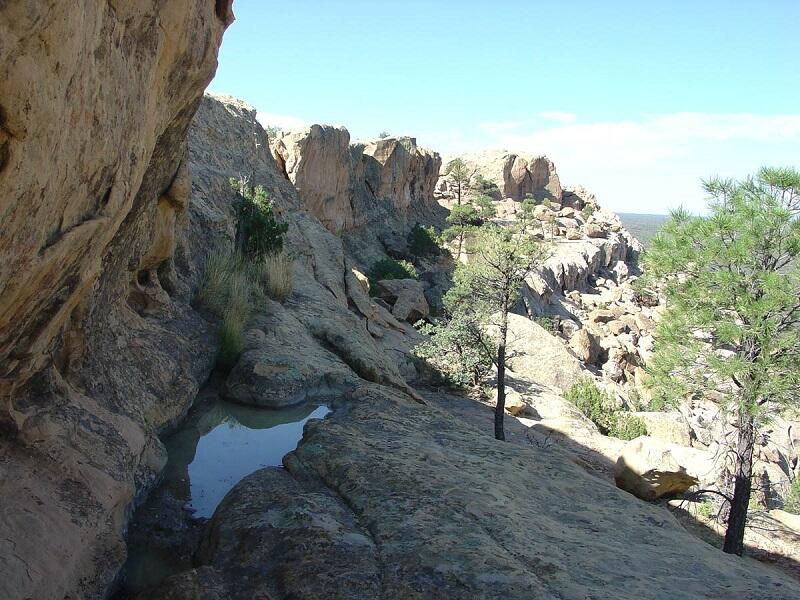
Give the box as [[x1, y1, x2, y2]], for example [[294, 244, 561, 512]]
[[151, 384, 800, 599]]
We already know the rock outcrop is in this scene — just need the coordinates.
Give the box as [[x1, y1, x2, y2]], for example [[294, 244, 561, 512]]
[[273, 129, 441, 234], [0, 3, 231, 598], [272, 125, 355, 233], [439, 150, 562, 203]]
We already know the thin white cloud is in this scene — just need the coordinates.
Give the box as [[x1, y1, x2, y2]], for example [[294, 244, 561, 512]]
[[255, 111, 309, 132], [478, 120, 526, 135], [539, 111, 578, 124]]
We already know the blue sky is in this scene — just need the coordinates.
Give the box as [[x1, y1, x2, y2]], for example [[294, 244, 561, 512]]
[[210, 1, 800, 214]]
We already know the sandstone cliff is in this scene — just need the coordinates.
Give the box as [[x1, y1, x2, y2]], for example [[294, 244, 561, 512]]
[[439, 150, 562, 202], [272, 126, 441, 234], [0, 2, 231, 598]]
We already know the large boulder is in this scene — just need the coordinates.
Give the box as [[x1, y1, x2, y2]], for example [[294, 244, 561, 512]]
[[504, 313, 588, 392], [630, 411, 693, 446], [374, 278, 430, 323], [569, 328, 601, 364], [614, 436, 714, 500]]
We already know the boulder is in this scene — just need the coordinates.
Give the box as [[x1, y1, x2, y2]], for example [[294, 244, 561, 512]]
[[504, 314, 588, 392], [630, 411, 693, 446], [533, 204, 556, 220], [561, 185, 597, 210], [559, 318, 581, 339], [585, 223, 607, 238], [374, 279, 429, 323], [569, 329, 601, 364], [494, 388, 528, 416], [566, 228, 583, 240], [589, 309, 615, 323], [608, 320, 629, 335], [615, 436, 713, 500]]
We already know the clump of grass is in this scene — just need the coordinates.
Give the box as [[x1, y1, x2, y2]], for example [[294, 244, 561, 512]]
[[258, 251, 293, 302], [196, 248, 241, 317], [197, 246, 291, 370]]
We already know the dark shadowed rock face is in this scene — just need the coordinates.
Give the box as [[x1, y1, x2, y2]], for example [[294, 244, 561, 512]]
[[150, 384, 800, 600], [0, 2, 230, 598]]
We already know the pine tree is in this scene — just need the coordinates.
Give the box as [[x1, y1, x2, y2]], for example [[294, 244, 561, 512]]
[[417, 224, 549, 440], [445, 158, 476, 205], [643, 167, 800, 555]]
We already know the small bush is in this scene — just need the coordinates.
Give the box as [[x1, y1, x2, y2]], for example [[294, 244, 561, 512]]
[[535, 316, 558, 335], [369, 258, 418, 282], [785, 477, 800, 514], [566, 378, 617, 434], [697, 500, 715, 519], [565, 378, 645, 439], [609, 412, 648, 440], [257, 251, 293, 302], [230, 178, 288, 260], [408, 223, 440, 257], [580, 204, 595, 219]]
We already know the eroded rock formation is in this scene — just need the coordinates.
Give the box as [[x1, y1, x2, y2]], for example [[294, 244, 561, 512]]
[[439, 150, 562, 202], [0, 3, 231, 598], [272, 127, 441, 234]]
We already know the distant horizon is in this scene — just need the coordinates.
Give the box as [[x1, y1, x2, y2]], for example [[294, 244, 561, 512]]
[[209, 1, 800, 215]]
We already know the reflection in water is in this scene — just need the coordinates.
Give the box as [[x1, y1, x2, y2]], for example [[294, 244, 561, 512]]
[[118, 384, 330, 597], [179, 403, 330, 517]]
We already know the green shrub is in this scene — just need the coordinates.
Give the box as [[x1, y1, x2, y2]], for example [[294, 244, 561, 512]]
[[785, 477, 800, 514], [580, 204, 595, 219], [697, 500, 715, 519], [408, 223, 440, 257], [230, 178, 288, 260], [535, 316, 558, 335], [565, 378, 645, 439], [565, 378, 617, 434], [609, 412, 648, 440], [369, 258, 418, 282]]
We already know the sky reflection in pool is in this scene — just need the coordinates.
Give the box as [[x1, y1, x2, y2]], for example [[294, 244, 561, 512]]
[[181, 403, 330, 517]]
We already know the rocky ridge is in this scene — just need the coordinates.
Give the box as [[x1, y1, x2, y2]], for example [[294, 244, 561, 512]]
[[146, 96, 799, 597]]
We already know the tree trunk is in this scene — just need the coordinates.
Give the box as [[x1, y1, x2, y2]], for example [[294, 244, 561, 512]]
[[494, 304, 508, 441], [723, 410, 755, 556], [456, 229, 464, 261]]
